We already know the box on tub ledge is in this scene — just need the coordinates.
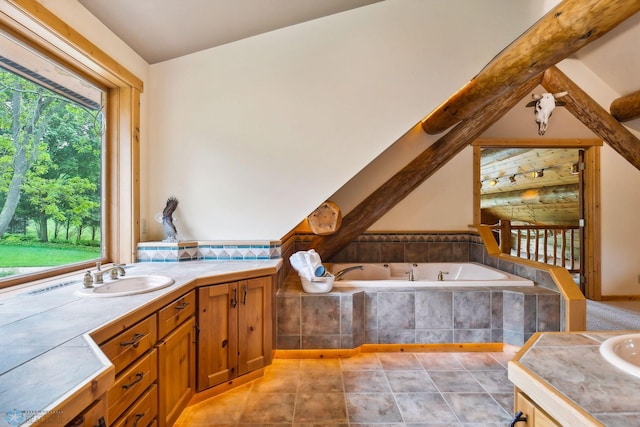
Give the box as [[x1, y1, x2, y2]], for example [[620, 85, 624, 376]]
[[300, 274, 335, 293]]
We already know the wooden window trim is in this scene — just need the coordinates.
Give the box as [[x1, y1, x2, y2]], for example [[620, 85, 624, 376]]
[[0, 0, 142, 289]]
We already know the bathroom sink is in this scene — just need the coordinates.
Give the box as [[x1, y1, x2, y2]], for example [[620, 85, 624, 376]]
[[600, 333, 640, 378], [76, 275, 174, 297]]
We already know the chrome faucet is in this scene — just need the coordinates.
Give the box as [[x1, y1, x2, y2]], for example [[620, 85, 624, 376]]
[[334, 265, 364, 281], [92, 262, 126, 284], [406, 268, 415, 281], [437, 270, 449, 281]]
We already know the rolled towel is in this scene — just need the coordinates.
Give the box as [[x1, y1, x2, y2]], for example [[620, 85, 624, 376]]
[[290, 249, 325, 281]]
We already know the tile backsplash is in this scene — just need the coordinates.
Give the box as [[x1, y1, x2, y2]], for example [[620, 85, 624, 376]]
[[137, 240, 281, 262]]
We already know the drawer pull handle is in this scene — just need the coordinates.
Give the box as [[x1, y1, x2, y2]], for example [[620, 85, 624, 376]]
[[132, 412, 145, 427], [242, 285, 247, 304], [122, 372, 144, 390], [175, 301, 189, 310], [509, 411, 527, 427], [231, 288, 238, 308], [120, 333, 144, 348]]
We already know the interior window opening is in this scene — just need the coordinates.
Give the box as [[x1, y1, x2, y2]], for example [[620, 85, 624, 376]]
[[0, 30, 105, 283]]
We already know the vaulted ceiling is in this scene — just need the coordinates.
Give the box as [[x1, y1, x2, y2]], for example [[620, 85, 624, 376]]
[[74, 0, 640, 259], [77, 0, 383, 64]]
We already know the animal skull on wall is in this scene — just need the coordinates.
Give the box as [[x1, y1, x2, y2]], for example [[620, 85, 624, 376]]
[[526, 91, 568, 135]]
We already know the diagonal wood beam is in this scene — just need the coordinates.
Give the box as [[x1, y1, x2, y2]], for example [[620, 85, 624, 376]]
[[610, 88, 640, 122], [542, 66, 640, 170], [421, 0, 640, 135], [310, 74, 543, 260]]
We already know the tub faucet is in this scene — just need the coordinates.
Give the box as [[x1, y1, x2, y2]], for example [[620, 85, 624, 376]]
[[92, 262, 126, 284], [334, 265, 363, 281], [437, 271, 449, 281], [406, 268, 415, 281]]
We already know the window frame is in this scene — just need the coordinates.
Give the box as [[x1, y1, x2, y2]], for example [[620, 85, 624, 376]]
[[0, 0, 142, 289]]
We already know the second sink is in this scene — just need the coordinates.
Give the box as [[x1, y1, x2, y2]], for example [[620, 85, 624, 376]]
[[600, 333, 640, 379]]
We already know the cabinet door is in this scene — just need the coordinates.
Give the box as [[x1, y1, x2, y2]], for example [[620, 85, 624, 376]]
[[157, 317, 196, 427], [238, 277, 270, 375], [515, 391, 560, 427], [197, 283, 238, 391]]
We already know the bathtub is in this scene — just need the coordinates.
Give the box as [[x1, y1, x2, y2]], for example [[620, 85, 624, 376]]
[[328, 262, 533, 287]]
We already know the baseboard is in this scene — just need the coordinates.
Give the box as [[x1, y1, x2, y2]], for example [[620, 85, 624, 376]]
[[599, 295, 640, 301], [274, 342, 503, 359]]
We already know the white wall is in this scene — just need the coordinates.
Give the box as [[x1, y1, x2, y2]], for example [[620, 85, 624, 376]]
[[38, 0, 640, 296], [556, 60, 640, 296], [146, 0, 550, 240]]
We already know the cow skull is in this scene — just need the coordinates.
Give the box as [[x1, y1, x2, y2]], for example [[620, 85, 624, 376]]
[[527, 91, 568, 135]]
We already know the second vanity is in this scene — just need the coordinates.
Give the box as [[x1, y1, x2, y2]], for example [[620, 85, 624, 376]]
[[0, 260, 280, 427], [509, 331, 640, 426]]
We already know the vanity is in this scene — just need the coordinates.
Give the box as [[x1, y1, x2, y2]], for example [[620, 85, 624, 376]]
[[0, 260, 280, 427], [508, 331, 640, 426]]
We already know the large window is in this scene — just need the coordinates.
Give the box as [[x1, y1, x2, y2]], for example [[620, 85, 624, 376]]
[[0, 1, 143, 290], [0, 31, 105, 282]]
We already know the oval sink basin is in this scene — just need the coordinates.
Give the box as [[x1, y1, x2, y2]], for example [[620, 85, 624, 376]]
[[77, 275, 174, 297], [600, 333, 640, 378]]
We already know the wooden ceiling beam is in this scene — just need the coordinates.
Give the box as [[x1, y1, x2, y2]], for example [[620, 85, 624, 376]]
[[610, 89, 640, 122], [310, 74, 543, 261], [421, 0, 640, 135], [481, 183, 579, 208], [542, 66, 640, 170]]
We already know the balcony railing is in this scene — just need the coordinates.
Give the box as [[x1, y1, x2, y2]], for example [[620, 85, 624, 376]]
[[489, 220, 580, 274]]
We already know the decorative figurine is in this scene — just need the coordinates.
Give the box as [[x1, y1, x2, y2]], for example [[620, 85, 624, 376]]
[[160, 197, 178, 242]]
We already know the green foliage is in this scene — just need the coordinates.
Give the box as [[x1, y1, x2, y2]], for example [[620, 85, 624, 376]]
[[0, 66, 103, 247], [0, 242, 100, 267]]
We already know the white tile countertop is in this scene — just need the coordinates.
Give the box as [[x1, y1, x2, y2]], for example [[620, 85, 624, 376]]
[[508, 331, 640, 427], [0, 260, 281, 427]]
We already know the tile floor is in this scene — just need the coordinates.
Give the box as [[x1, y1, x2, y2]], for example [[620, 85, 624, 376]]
[[175, 347, 519, 426]]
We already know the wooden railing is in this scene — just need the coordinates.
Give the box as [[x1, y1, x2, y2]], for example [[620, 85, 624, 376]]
[[490, 220, 580, 273], [476, 224, 585, 332]]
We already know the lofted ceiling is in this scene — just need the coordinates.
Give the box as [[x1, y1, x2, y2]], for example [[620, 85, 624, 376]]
[[77, 0, 383, 64]]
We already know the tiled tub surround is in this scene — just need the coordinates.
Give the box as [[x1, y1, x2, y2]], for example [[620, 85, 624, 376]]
[[277, 272, 561, 349]]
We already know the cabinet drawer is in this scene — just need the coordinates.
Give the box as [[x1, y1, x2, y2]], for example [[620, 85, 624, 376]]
[[65, 398, 107, 427], [101, 315, 157, 375], [108, 348, 158, 424], [158, 291, 195, 339], [111, 384, 158, 427]]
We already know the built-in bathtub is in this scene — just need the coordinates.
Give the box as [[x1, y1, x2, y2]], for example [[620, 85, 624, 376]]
[[329, 262, 534, 287], [277, 261, 560, 349]]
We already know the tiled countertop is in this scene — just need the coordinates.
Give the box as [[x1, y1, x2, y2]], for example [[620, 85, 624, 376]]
[[0, 260, 281, 427], [508, 331, 640, 427]]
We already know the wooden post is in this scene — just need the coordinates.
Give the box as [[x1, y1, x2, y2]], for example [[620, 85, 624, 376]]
[[499, 219, 511, 255], [310, 75, 543, 260], [422, 0, 640, 134], [610, 89, 640, 122], [542, 66, 640, 171]]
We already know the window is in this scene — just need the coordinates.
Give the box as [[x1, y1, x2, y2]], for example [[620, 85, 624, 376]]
[[0, 2, 143, 290], [0, 31, 105, 282]]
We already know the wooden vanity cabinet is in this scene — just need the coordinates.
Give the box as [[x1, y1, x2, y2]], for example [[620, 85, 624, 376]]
[[197, 276, 271, 391], [515, 390, 560, 427], [157, 315, 196, 427], [100, 314, 159, 426], [99, 290, 196, 427]]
